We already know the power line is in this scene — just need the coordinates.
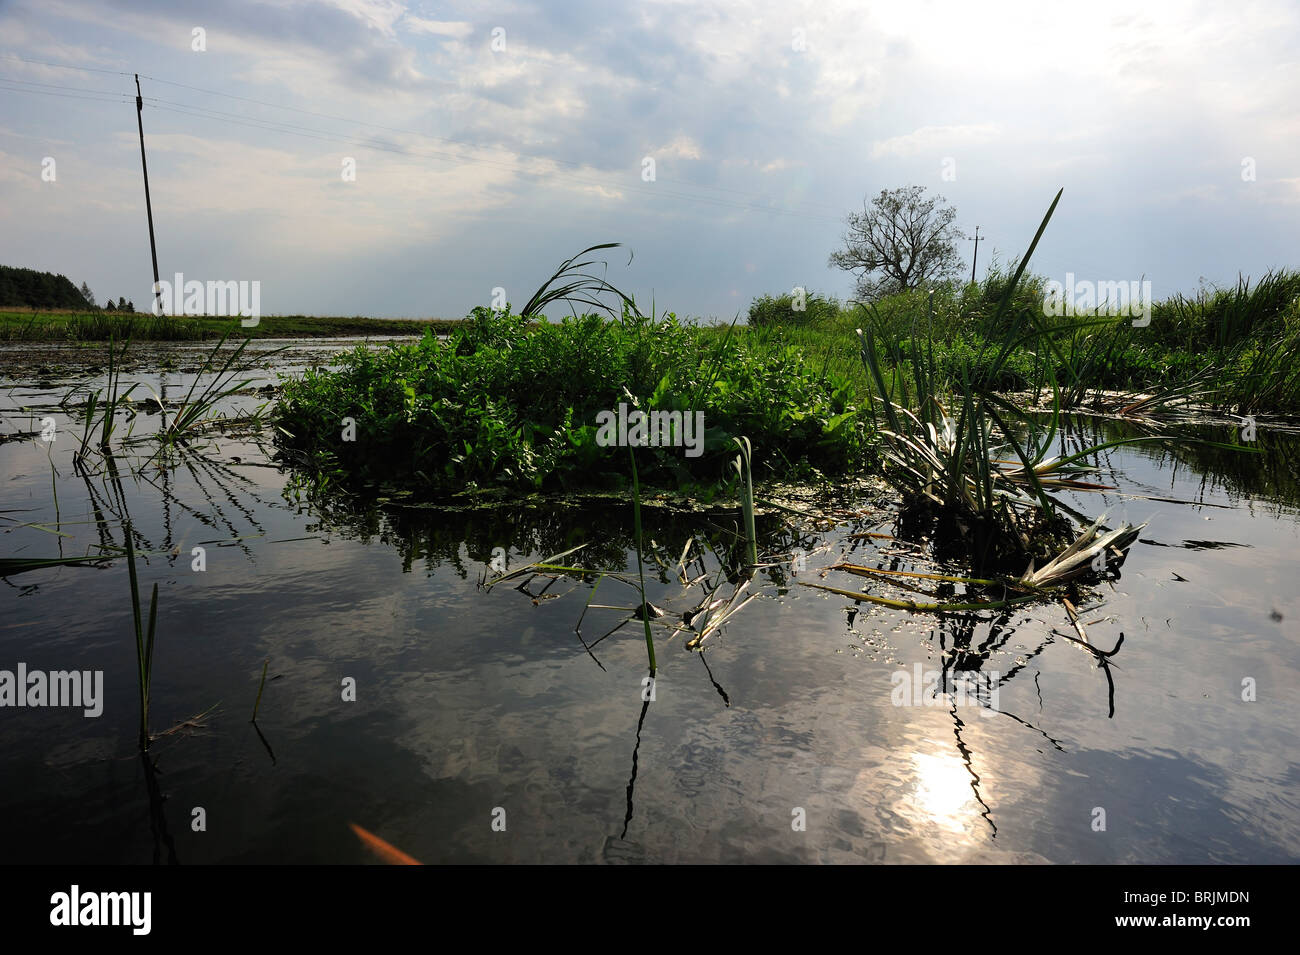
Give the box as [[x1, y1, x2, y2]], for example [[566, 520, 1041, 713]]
[[0, 52, 132, 77], [0, 81, 131, 105], [0, 74, 133, 100]]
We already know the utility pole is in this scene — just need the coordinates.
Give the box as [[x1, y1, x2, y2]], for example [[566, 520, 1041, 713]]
[[969, 225, 982, 284], [134, 74, 163, 314]]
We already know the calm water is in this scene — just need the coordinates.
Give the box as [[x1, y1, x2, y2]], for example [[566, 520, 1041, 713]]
[[1, 339, 1298, 864]]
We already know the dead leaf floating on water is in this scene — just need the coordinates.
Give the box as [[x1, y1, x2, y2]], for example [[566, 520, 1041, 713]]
[[349, 823, 422, 865]]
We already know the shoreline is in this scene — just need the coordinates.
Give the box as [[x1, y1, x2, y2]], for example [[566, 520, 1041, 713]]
[[0, 310, 461, 341]]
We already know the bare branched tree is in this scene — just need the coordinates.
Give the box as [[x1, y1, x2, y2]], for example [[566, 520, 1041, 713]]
[[829, 185, 966, 301]]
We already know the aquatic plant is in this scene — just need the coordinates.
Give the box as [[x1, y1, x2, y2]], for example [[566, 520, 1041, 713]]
[[276, 249, 863, 495], [804, 514, 1145, 617], [146, 333, 271, 447], [1154, 269, 1300, 352], [852, 189, 1231, 569], [77, 335, 137, 457], [732, 436, 758, 568], [747, 289, 841, 328], [1017, 515, 1145, 589]]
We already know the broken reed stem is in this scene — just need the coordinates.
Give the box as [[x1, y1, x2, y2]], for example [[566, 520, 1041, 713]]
[[799, 580, 1041, 613]]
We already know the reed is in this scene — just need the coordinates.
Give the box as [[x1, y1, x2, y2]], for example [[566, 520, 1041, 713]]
[[732, 436, 758, 568], [123, 526, 159, 751], [519, 243, 639, 320], [149, 333, 271, 446], [96, 336, 136, 453], [853, 189, 1188, 567]]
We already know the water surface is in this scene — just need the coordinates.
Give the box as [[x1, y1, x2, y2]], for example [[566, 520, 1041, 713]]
[[1, 339, 1297, 863]]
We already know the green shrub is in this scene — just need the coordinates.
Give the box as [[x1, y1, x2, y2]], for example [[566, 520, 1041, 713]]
[[747, 289, 841, 328]]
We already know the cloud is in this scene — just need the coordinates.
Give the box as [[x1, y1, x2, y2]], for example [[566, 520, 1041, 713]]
[[401, 17, 473, 40], [1, 0, 1298, 315], [0, 148, 36, 184], [23, 0, 439, 93], [870, 124, 999, 160], [649, 135, 702, 161]]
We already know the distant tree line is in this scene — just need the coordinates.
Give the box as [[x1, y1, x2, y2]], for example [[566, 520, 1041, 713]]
[[0, 264, 133, 312]]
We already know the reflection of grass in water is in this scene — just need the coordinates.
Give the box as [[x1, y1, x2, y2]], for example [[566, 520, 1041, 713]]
[[0, 554, 111, 576], [628, 447, 656, 673], [484, 509, 764, 665], [1047, 413, 1294, 512], [123, 525, 158, 752]]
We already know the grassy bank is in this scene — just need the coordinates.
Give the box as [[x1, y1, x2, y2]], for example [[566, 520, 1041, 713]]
[[0, 309, 461, 341], [737, 266, 1300, 416]]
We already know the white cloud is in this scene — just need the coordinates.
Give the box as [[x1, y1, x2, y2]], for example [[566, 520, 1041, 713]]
[[650, 135, 702, 161], [401, 17, 473, 39], [870, 124, 999, 160], [1, 0, 1297, 315], [327, 0, 409, 37]]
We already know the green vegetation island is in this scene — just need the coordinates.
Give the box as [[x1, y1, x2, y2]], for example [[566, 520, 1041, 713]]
[[7, 193, 1295, 576]]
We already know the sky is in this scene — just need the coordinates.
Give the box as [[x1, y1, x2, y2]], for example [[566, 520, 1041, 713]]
[[0, 0, 1297, 319]]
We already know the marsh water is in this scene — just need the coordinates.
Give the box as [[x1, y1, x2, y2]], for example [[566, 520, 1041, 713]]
[[2, 338, 1298, 864]]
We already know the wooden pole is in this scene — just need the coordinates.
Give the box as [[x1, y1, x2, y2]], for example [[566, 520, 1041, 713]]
[[134, 74, 163, 314]]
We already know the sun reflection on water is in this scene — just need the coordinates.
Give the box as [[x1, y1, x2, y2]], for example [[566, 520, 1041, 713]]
[[909, 749, 982, 835]]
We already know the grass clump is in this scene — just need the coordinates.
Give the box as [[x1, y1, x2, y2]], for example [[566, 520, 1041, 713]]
[[275, 251, 866, 496], [747, 289, 841, 328]]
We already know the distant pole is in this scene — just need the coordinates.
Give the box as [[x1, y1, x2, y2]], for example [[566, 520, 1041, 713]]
[[970, 225, 981, 284], [134, 74, 163, 314]]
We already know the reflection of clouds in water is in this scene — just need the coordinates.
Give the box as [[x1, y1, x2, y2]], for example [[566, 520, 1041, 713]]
[[4, 404, 1300, 862]]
